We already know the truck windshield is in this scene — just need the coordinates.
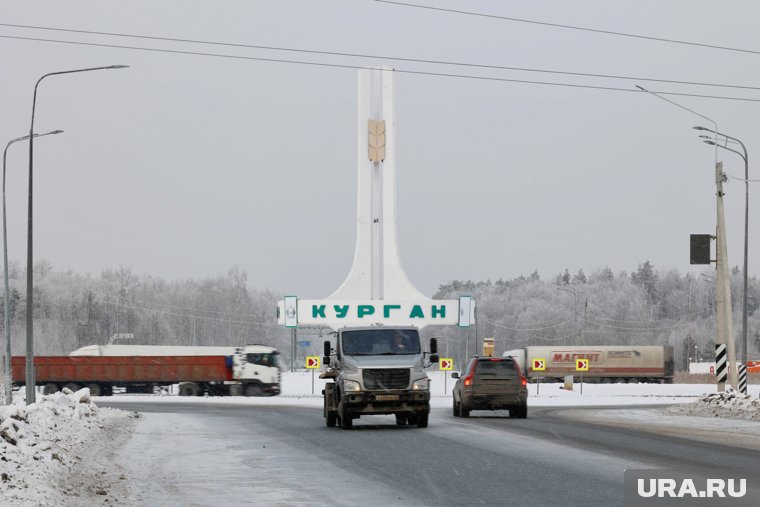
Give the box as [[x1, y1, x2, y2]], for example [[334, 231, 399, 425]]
[[246, 352, 280, 368], [342, 329, 421, 356]]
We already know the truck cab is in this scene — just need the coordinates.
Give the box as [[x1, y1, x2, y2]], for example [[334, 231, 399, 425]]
[[230, 345, 281, 396], [322, 326, 438, 429]]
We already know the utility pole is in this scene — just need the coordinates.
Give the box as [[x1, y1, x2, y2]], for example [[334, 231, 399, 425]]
[[582, 299, 588, 346], [715, 161, 738, 389]]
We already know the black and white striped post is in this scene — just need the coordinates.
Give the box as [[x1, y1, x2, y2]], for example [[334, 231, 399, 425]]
[[738, 364, 748, 395], [715, 344, 728, 390]]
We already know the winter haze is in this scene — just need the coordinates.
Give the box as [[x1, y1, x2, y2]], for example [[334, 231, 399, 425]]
[[1, 0, 759, 298]]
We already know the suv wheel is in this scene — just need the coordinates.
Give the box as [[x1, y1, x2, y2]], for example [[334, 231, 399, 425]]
[[452, 398, 459, 417], [459, 402, 470, 418], [511, 403, 527, 419]]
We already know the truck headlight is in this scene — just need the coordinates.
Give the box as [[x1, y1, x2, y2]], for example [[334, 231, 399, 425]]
[[343, 379, 362, 392], [412, 378, 430, 391]]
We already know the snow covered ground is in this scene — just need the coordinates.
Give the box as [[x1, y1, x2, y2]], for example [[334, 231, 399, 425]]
[[0, 389, 138, 506], [95, 371, 760, 408], [1, 374, 758, 506]]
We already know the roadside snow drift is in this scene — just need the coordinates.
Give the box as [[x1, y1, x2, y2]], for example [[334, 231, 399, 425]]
[[666, 390, 760, 422], [0, 388, 138, 506]]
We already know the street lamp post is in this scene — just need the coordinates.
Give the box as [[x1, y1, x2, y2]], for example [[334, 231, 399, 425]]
[[26, 65, 128, 404], [696, 127, 749, 369], [3, 130, 63, 405], [636, 84, 738, 391]]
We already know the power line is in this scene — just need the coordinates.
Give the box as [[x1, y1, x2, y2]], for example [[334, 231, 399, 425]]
[[1, 22, 758, 91], [103, 295, 276, 327], [726, 174, 760, 183], [375, 0, 760, 56], [481, 316, 574, 331], [2, 34, 760, 103]]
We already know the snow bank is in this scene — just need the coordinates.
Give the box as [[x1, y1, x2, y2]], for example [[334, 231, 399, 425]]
[[0, 388, 138, 506], [665, 390, 760, 422]]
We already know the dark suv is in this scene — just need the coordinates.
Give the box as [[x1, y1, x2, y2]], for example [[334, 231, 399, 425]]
[[451, 356, 528, 418]]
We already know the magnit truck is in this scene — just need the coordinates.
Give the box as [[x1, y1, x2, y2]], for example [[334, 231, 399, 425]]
[[12, 344, 281, 396], [321, 326, 438, 429], [503, 345, 674, 383]]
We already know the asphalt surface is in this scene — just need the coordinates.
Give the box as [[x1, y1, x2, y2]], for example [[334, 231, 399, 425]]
[[100, 400, 760, 506]]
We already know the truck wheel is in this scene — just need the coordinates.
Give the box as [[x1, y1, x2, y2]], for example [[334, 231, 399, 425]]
[[340, 405, 353, 430], [43, 383, 59, 395], [179, 382, 201, 397], [86, 383, 102, 397], [326, 410, 337, 427], [395, 414, 408, 426], [416, 413, 429, 428], [244, 384, 264, 397]]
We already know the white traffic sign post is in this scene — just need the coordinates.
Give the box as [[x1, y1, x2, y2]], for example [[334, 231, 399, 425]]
[[576, 358, 589, 394], [532, 358, 546, 396]]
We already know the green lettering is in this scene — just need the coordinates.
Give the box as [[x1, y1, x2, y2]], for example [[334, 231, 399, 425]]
[[409, 305, 425, 319], [431, 305, 446, 318], [358, 305, 375, 318], [312, 305, 326, 318], [334, 305, 349, 318], [383, 304, 401, 318]]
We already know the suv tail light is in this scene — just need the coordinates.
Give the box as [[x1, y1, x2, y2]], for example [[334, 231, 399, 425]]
[[521, 376, 527, 387], [464, 358, 477, 386]]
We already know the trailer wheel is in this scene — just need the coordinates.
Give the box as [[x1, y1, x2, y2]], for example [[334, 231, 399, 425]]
[[43, 383, 59, 395], [63, 383, 81, 393], [86, 383, 102, 397]]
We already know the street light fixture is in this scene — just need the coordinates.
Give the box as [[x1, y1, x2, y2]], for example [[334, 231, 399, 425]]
[[26, 65, 128, 404], [695, 126, 750, 371], [3, 130, 63, 405]]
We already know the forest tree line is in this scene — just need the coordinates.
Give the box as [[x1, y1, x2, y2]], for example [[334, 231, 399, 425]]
[[1, 260, 758, 373]]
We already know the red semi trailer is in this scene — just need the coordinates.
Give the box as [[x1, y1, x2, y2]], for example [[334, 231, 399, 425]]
[[11, 355, 234, 396]]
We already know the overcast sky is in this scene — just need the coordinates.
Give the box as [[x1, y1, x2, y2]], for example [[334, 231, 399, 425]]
[[2, 0, 759, 298]]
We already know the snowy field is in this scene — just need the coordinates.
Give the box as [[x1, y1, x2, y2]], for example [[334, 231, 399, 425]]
[[2, 374, 759, 505]]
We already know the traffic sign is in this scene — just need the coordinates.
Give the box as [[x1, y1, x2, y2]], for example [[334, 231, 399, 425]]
[[440, 358, 454, 371], [532, 358, 546, 371], [305, 356, 321, 369], [576, 358, 589, 371]]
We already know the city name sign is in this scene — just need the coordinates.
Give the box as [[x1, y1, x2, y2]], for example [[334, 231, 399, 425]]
[[277, 297, 474, 329]]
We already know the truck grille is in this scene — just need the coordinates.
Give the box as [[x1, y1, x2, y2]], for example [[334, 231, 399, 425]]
[[363, 369, 410, 390]]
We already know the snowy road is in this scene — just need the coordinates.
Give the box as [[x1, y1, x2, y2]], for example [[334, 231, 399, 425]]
[[100, 400, 760, 506]]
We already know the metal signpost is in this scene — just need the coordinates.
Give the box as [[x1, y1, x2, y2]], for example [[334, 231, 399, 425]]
[[576, 358, 589, 395], [305, 356, 321, 395], [440, 357, 454, 395], [533, 358, 546, 396]]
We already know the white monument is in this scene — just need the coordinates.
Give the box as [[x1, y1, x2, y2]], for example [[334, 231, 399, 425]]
[[279, 67, 473, 329]]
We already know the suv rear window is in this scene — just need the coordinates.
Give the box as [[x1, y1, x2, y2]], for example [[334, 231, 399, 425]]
[[475, 359, 518, 377]]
